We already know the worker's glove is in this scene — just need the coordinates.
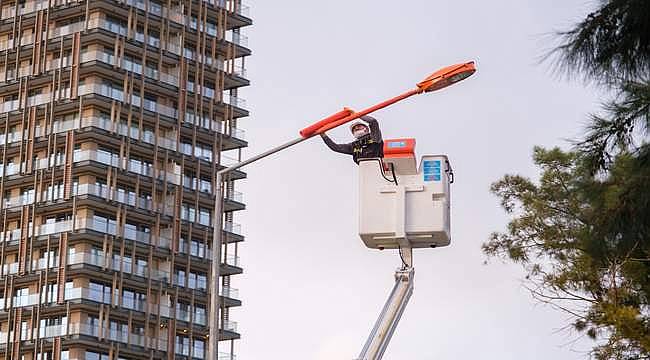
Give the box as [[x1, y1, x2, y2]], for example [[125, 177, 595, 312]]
[[360, 115, 377, 123]]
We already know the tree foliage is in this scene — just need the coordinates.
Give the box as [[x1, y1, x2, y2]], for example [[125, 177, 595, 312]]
[[554, 0, 650, 85], [484, 1, 650, 358], [484, 147, 650, 359]]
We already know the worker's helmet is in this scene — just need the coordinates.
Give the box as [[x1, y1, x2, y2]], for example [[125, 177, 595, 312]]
[[350, 122, 369, 139]]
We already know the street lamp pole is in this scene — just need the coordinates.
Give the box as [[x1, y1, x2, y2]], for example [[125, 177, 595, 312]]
[[206, 61, 476, 360]]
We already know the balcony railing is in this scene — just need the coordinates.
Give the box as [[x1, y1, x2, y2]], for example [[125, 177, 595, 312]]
[[0, 287, 220, 328], [225, 254, 241, 267], [67, 252, 171, 282], [223, 221, 242, 235], [225, 31, 248, 47], [0, 216, 241, 259], [220, 286, 239, 300], [222, 320, 238, 332]]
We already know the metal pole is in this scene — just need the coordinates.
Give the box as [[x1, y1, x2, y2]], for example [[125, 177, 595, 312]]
[[208, 136, 306, 360]]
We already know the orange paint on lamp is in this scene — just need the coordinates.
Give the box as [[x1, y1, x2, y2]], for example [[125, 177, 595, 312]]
[[417, 61, 476, 93]]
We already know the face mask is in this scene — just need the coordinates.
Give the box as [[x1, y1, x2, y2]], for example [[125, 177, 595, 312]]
[[353, 128, 369, 139]]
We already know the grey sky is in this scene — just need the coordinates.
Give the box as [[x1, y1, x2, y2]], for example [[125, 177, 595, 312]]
[[233, 0, 602, 359]]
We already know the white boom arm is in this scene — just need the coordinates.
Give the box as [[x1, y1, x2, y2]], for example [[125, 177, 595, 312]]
[[356, 263, 414, 360]]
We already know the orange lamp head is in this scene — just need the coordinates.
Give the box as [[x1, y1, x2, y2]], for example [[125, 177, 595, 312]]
[[417, 61, 476, 93]]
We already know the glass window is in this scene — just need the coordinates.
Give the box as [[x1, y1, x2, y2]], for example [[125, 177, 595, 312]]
[[193, 338, 205, 359], [176, 269, 186, 286], [176, 335, 190, 356]]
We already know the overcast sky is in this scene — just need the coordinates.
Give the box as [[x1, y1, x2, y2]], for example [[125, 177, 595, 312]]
[[233, 1, 604, 359]]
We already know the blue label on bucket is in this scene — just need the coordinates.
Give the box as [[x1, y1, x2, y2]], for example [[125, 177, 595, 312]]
[[423, 160, 441, 182], [387, 141, 406, 148]]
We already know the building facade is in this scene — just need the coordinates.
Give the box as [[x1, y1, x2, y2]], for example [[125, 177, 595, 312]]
[[0, 0, 251, 359]]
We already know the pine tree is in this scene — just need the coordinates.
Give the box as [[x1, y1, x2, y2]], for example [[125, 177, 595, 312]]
[[484, 1, 650, 358]]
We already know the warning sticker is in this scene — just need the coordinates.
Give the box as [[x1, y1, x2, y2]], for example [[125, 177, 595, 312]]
[[423, 160, 441, 182]]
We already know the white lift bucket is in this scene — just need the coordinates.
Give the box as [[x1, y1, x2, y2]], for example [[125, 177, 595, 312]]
[[359, 138, 452, 250]]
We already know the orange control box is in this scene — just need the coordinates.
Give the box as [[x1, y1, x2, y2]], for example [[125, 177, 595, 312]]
[[383, 138, 416, 158]]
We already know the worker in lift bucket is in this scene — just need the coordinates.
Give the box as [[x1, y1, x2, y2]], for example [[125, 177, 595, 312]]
[[320, 115, 384, 163]]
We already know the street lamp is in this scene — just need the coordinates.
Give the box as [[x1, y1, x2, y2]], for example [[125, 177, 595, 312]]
[[207, 61, 476, 360]]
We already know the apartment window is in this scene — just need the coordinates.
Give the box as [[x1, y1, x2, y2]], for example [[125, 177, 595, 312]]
[[20, 321, 28, 340], [3, 94, 18, 102], [85, 352, 110, 360], [116, 186, 137, 206], [176, 269, 186, 287], [113, 253, 132, 273], [127, 156, 153, 176], [38, 249, 58, 267], [144, 60, 158, 78], [131, 324, 144, 338], [40, 283, 54, 303], [123, 54, 142, 75], [89, 281, 113, 303], [143, 93, 157, 112], [48, 149, 64, 166], [100, 80, 124, 101], [149, 0, 162, 14], [105, 17, 127, 36], [36, 351, 70, 360], [190, 239, 206, 258], [85, 316, 101, 337], [89, 246, 103, 263], [90, 178, 105, 198], [28, 87, 43, 97], [195, 304, 206, 324], [179, 237, 188, 254], [147, 30, 160, 47], [92, 214, 117, 235], [3, 189, 11, 207], [175, 268, 206, 289], [51, 50, 72, 68], [193, 338, 205, 359], [135, 257, 148, 273], [176, 301, 190, 319], [38, 281, 71, 303], [189, 271, 207, 290], [122, 288, 137, 310], [181, 204, 196, 222], [45, 181, 64, 201], [142, 125, 155, 143], [41, 316, 66, 327], [56, 15, 83, 26], [124, 222, 137, 239], [109, 319, 128, 338], [38, 316, 67, 337], [199, 207, 211, 226], [175, 335, 190, 356], [43, 213, 71, 224], [15, 286, 29, 297], [20, 186, 34, 203]]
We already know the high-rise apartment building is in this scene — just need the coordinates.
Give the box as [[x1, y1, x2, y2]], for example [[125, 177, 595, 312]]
[[0, 0, 251, 359]]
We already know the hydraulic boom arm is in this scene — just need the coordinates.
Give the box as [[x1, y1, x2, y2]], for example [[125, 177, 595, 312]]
[[356, 263, 415, 360]]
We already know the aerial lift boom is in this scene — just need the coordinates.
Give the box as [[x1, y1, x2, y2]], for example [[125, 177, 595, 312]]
[[357, 249, 414, 360]]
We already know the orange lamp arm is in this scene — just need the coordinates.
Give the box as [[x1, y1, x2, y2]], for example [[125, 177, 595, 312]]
[[298, 60, 476, 138], [311, 88, 421, 136], [299, 108, 355, 138]]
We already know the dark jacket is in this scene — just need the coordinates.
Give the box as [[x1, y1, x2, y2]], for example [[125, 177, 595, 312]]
[[321, 117, 383, 163]]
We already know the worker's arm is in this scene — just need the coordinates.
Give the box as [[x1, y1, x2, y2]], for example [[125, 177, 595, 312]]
[[320, 133, 354, 154], [363, 116, 383, 142]]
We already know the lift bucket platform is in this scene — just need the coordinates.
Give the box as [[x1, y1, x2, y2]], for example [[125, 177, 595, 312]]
[[359, 139, 452, 250]]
